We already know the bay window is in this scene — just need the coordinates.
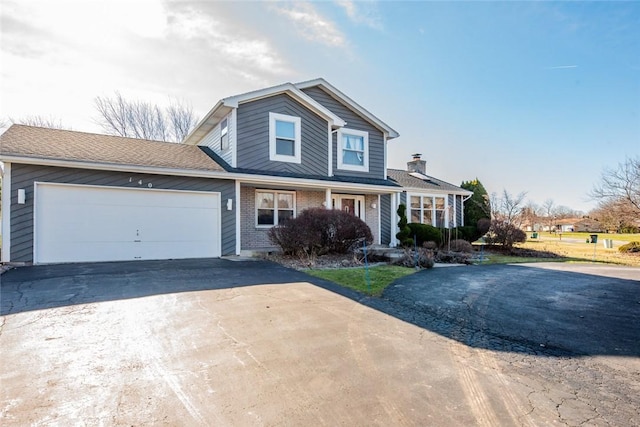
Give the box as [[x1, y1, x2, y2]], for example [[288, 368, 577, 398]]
[[408, 195, 447, 227]]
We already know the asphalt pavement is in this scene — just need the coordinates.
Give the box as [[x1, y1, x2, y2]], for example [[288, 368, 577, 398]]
[[1, 259, 639, 426]]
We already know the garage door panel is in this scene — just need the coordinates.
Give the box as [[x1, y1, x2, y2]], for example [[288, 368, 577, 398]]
[[35, 183, 221, 263]]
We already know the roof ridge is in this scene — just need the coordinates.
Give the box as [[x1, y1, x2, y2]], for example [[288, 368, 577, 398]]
[[6, 124, 176, 145]]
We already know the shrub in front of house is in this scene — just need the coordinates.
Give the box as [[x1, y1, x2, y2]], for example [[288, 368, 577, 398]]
[[396, 204, 413, 247], [618, 241, 640, 253], [268, 208, 373, 256], [484, 220, 527, 249], [407, 223, 442, 246], [446, 225, 479, 242], [449, 239, 474, 253]]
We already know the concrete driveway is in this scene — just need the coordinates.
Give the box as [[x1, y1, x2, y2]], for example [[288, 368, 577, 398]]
[[1, 260, 639, 426]]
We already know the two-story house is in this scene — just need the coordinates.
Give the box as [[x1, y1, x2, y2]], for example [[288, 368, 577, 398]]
[[0, 78, 469, 264]]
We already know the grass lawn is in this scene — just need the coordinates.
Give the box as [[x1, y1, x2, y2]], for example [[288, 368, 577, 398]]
[[481, 254, 580, 264], [515, 240, 640, 267], [305, 265, 416, 296], [532, 232, 640, 243]]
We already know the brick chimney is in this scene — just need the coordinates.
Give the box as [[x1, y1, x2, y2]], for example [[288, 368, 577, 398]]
[[407, 153, 426, 174]]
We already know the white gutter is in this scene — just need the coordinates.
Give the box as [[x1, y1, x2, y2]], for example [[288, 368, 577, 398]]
[[0, 156, 402, 194]]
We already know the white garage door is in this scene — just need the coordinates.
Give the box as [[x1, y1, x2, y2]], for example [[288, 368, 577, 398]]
[[34, 183, 221, 263]]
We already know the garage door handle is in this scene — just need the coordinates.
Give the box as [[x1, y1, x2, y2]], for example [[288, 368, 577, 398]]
[[134, 240, 142, 242]]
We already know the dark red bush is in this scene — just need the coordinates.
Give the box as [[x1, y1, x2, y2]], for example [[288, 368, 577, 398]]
[[268, 208, 373, 256]]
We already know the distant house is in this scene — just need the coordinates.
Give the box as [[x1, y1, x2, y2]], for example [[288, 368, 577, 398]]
[[0, 79, 470, 265], [573, 218, 604, 233]]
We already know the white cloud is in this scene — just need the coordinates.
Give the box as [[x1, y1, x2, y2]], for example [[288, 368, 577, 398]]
[[167, 8, 286, 76], [335, 0, 383, 30], [272, 2, 347, 48], [0, 0, 293, 131]]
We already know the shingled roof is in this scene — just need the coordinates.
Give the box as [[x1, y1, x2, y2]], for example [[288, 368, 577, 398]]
[[387, 168, 471, 194], [0, 125, 225, 172]]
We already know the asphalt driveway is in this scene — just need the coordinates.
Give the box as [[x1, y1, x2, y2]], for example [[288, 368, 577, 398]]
[[1, 259, 639, 426], [383, 263, 640, 357]]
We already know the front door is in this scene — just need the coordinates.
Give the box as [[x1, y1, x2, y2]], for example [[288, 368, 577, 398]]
[[332, 195, 365, 221]]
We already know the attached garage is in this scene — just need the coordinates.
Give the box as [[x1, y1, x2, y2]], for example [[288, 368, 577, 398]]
[[34, 183, 221, 263]]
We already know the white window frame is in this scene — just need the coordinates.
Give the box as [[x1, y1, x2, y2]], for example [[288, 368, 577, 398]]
[[269, 112, 301, 163], [255, 190, 296, 228], [408, 194, 449, 228], [337, 128, 369, 172], [220, 117, 229, 151]]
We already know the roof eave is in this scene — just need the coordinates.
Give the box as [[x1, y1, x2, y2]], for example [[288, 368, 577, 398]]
[[182, 100, 232, 146], [223, 82, 346, 127], [295, 78, 400, 139], [0, 155, 231, 179]]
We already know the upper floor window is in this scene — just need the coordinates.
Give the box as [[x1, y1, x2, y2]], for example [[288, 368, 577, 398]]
[[337, 129, 368, 172], [220, 118, 229, 150], [269, 112, 301, 163]]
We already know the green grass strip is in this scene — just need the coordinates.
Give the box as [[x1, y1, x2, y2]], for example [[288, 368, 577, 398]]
[[305, 265, 416, 297]]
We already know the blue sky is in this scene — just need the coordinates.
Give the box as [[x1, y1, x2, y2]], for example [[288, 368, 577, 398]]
[[1, 1, 638, 212]]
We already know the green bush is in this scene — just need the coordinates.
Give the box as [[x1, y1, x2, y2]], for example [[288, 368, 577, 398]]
[[447, 225, 480, 242], [396, 204, 413, 247], [618, 241, 640, 253], [407, 223, 442, 246]]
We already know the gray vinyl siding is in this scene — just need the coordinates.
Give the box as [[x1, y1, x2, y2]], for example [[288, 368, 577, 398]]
[[199, 111, 234, 166], [457, 195, 464, 226], [380, 194, 391, 245], [301, 86, 385, 180], [236, 94, 329, 175], [400, 192, 407, 206], [9, 164, 236, 262]]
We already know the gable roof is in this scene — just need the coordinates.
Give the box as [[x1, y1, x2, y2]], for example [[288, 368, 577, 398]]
[[295, 78, 400, 139], [387, 168, 471, 195], [0, 125, 225, 172], [183, 82, 346, 146]]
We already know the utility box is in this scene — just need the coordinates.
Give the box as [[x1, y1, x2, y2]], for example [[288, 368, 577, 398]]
[[590, 234, 598, 244], [603, 239, 613, 249]]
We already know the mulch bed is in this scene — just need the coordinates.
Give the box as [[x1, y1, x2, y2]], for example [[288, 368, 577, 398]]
[[261, 252, 373, 270]]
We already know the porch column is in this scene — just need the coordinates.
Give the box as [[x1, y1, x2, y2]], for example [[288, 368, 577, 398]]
[[325, 188, 332, 210]]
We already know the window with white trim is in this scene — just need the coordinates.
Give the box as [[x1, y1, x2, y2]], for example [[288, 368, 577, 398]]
[[269, 112, 301, 163], [220, 118, 229, 150], [256, 190, 295, 227], [409, 195, 447, 227], [337, 128, 369, 172], [435, 197, 446, 227]]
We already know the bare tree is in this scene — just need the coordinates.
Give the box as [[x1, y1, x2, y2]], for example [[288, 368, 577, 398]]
[[590, 157, 640, 216], [520, 201, 540, 231], [541, 198, 556, 232], [94, 92, 197, 142], [167, 99, 197, 142], [492, 189, 528, 226], [5, 115, 69, 129]]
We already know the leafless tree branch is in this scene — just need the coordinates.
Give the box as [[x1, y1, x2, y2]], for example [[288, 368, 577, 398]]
[[93, 92, 198, 142]]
